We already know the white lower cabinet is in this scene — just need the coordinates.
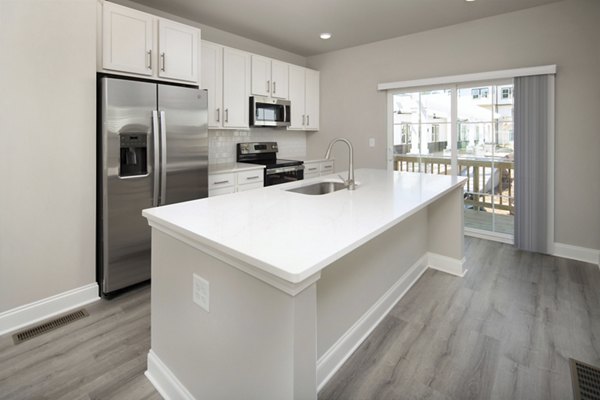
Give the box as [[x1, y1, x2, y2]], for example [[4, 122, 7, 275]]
[[303, 160, 335, 180], [209, 169, 264, 197], [209, 172, 235, 196]]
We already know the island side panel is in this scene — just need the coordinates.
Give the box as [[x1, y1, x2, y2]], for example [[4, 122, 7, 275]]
[[427, 186, 465, 275], [149, 229, 317, 400], [316, 209, 428, 359]]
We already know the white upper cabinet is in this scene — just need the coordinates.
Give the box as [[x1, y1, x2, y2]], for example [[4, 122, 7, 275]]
[[288, 65, 319, 131], [251, 55, 270, 97], [270, 60, 289, 99], [288, 65, 306, 130], [305, 69, 320, 130], [201, 41, 250, 129], [157, 19, 199, 82], [100, 1, 200, 84], [223, 48, 250, 128], [102, 2, 153, 76], [200, 41, 223, 128], [251, 55, 289, 99]]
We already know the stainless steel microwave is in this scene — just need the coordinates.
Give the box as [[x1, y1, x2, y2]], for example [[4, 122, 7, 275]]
[[249, 96, 291, 127]]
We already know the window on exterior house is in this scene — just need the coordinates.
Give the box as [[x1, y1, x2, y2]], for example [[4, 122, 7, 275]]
[[501, 87, 513, 99]]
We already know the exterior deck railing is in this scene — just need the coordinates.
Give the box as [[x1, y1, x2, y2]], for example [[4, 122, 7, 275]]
[[394, 154, 514, 215]]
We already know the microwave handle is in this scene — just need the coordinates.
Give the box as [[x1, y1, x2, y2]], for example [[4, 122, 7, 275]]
[[283, 103, 287, 125]]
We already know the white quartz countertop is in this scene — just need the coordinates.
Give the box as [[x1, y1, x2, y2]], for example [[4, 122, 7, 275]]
[[208, 162, 265, 174], [143, 169, 466, 284]]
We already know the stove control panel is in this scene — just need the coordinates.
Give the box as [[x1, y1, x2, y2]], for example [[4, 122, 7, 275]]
[[238, 142, 278, 155]]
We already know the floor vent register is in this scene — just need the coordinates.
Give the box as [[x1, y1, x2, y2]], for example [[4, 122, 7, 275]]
[[571, 358, 600, 400], [12, 309, 89, 345]]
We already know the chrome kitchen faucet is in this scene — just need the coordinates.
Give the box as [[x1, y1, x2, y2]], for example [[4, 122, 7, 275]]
[[324, 138, 355, 190]]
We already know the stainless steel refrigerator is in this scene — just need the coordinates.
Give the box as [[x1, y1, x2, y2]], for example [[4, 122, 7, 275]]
[[98, 77, 208, 296]]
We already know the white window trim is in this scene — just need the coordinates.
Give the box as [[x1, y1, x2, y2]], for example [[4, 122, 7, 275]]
[[378, 64, 556, 91]]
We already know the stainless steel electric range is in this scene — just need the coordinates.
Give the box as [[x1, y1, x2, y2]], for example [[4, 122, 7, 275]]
[[236, 142, 304, 186]]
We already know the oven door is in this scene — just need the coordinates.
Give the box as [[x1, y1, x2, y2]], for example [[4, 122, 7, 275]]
[[265, 165, 304, 186]]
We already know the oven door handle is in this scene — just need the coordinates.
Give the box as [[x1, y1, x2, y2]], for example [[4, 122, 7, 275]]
[[266, 165, 305, 175]]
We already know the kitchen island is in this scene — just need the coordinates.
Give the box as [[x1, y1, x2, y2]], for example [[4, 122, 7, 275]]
[[142, 169, 466, 400]]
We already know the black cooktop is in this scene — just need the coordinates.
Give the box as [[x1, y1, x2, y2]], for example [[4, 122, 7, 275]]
[[236, 142, 303, 169], [245, 158, 303, 169]]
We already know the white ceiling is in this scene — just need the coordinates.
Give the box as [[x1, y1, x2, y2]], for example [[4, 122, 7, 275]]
[[132, 0, 563, 56]]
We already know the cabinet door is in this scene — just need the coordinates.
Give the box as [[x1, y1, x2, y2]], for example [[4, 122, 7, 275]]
[[305, 69, 320, 130], [102, 2, 153, 76], [201, 41, 223, 128], [304, 162, 320, 179], [157, 19, 199, 83], [270, 60, 289, 99], [288, 65, 306, 130], [251, 55, 271, 97], [223, 48, 250, 129]]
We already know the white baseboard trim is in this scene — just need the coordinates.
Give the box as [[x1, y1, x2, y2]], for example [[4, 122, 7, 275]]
[[146, 350, 195, 400], [552, 242, 600, 266], [316, 254, 429, 391], [428, 253, 467, 277], [0, 283, 99, 337]]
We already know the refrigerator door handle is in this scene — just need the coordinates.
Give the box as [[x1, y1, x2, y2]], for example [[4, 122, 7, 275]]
[[159, 110, 167, 205], [152, 110, 160, 207]]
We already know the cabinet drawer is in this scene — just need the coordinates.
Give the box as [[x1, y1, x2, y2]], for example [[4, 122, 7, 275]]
[[236, 169, 264, 185], [209, 173, 235, 189], [304, 162, 320, 176], [237, 181, 263, 192], [304, 171, 319, 180], [209, 186, 235, 197], [320, 161, 334, 174]]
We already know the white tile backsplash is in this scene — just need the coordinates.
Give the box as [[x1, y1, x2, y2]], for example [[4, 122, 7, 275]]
[[209, 128, 307, 165]]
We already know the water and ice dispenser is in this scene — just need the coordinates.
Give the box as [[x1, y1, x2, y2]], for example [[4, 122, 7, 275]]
[[119, 133, 148, 177]]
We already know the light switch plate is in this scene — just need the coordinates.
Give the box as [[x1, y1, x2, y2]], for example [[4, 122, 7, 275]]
[[193, 273, 210, 312], [369, 138, 375, 147]]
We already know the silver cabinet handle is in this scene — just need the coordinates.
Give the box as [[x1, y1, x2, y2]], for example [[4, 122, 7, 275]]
[[216, 108, 220, 122], [272, 81, 276, 94], [214, 180, 230, 185], [160, 52, 166, 72], [246, 176, 260, 180], [266, 80, 270, 93], [147, 49, 152, 70], [307, 115, 310, 126], [225, 109, 229, 123], [307, 167, 318, 171], [302, 114, 305, 126]]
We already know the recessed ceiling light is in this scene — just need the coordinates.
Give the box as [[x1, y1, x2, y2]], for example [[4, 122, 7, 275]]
[[320, 32, 332, 40], [465, 0, 475, 2]]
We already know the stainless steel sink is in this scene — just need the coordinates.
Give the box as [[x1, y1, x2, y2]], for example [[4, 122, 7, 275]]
[[286, 181, 347, 195]]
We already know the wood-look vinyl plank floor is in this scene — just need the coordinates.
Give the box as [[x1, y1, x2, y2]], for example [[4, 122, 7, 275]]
[[319, 238, 600, 400], [0, 285, 161, 400], [1, 238, 599, 399]]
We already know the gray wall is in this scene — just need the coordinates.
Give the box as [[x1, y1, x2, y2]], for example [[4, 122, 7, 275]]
[[0, 0, 97, 312], [306, 0, 600, 251]]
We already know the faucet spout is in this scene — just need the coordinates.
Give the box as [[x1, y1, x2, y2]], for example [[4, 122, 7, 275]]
[[324, 138, 355, 190]]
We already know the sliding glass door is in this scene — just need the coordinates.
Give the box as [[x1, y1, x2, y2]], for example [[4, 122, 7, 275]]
[[390, 80, 515, 240]]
